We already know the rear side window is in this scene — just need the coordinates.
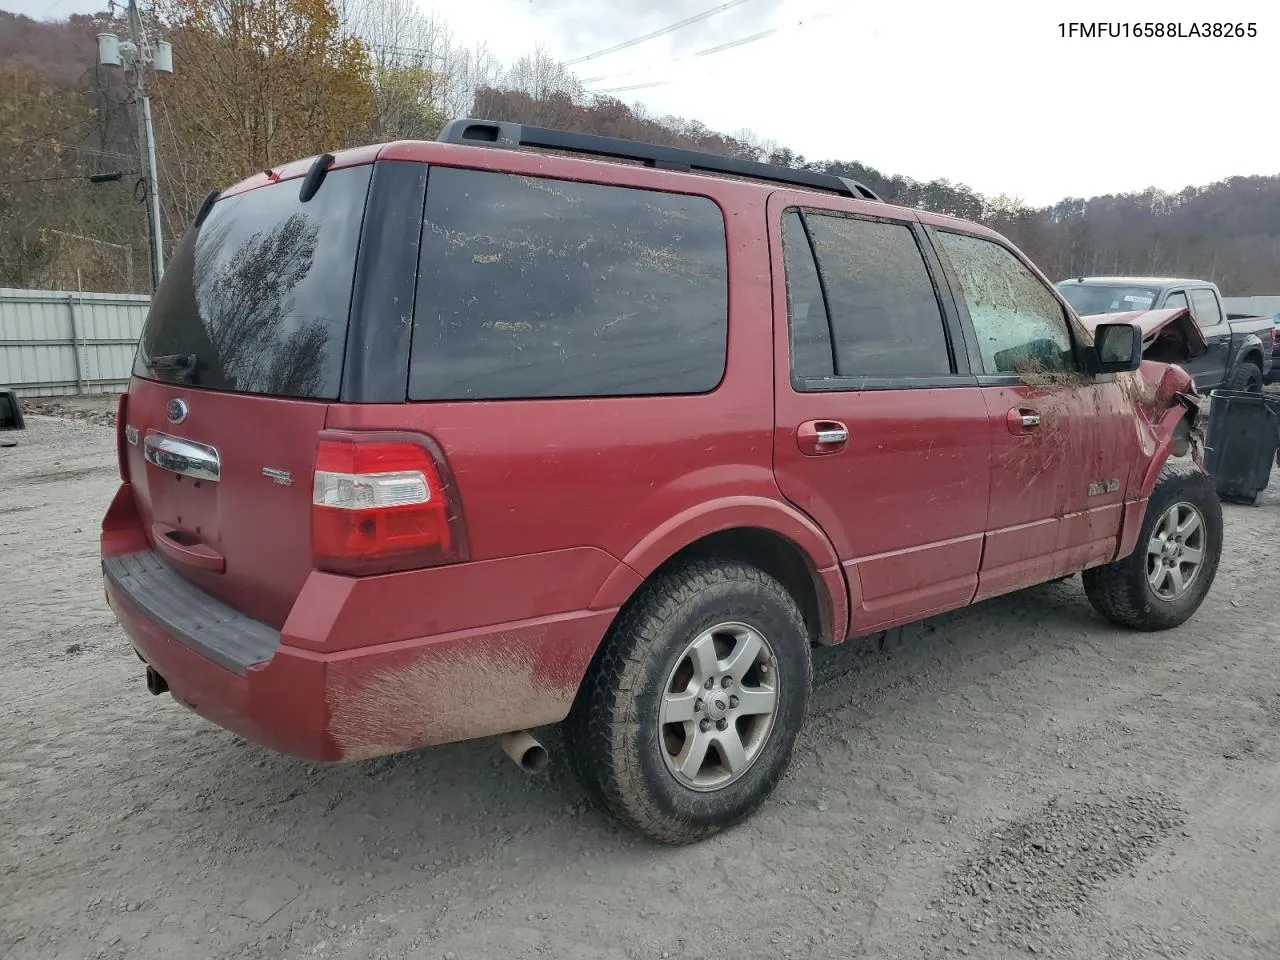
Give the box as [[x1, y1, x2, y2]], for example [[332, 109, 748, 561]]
[[781, 210, 834, 379], [1189, 288, 1222, 328], [409, 168, 728, 401], [134, 165, 372, 399], [801, 213, 952, 378]]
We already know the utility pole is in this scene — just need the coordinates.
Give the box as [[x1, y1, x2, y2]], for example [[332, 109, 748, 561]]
[[97, 2, 172, 292]]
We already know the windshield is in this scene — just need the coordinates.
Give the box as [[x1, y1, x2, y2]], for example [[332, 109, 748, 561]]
[[1058, 283, 1162, 317]]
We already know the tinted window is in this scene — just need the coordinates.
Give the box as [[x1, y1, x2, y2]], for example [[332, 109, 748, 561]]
[[781, 210, 833, 379], [1165, 291, 1189, 311], [804, 213, 950, 377], [134, 165, 371, 399], [409, 168, 728, 401], [939, 231, 1074, 375], [1189, 288, 1222, 328]]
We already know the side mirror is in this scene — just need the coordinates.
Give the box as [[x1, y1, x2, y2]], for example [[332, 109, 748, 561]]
[[1093, 322, 1143, 373]]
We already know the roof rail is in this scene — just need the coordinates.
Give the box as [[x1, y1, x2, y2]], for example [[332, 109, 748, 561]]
[[437, 118, 883, 202]]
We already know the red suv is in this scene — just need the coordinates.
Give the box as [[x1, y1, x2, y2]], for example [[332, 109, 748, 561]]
[[103, 119, 1221, 844]]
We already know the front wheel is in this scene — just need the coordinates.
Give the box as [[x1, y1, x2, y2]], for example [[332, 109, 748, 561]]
[[1083, 460, 1223, 631], [563, 559, 812, 844]]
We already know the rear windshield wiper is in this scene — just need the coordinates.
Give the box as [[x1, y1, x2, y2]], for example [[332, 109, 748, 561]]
[[145, 353, 198, 383]]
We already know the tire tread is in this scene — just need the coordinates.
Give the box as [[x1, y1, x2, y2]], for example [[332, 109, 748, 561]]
[[563, 558, 809, 844]]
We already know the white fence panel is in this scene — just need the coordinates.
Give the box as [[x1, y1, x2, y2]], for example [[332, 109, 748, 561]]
[[0, 288, 151, 397]]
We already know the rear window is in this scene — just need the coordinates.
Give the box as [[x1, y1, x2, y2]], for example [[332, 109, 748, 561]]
[[408, 168, 728, 401], [133, 164, 372, 399]]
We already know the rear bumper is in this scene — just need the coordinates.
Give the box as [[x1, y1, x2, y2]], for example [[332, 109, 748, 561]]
[[105, 550, 616, 762]]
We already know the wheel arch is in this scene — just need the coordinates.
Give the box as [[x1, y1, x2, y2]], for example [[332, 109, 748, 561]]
[[1230, 334, 1265, 377], [591, 497, 850, 648]]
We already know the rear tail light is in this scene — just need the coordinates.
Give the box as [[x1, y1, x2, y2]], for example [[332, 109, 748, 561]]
[[116, 392, 129, 481], [311, 431, 468, 576]]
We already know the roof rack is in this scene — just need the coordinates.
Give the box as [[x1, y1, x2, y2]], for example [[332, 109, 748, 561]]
[[437, 118, 883, 202]]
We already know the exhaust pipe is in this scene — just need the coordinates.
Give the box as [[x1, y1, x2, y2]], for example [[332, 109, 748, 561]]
[[499, 730, 548, 774], [145, 666, 169, 696]]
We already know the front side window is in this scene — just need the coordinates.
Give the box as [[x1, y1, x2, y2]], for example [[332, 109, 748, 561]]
[[939, 231, 1075, 376], [409, 168, 728, 401], [802, 212, 952, 378], [1164, 291, 1190, 311]]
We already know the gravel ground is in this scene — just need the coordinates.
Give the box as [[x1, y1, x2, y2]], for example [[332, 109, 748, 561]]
[[2, 406, 1279, 960]]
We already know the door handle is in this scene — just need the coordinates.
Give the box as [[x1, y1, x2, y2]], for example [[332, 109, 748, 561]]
[[797, 420, 849, 456], [1006, 407, 1041, 435], [152, 522, 226, 573]]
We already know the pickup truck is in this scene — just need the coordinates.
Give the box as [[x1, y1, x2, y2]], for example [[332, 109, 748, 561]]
[[1058, 277, 1275, 392]]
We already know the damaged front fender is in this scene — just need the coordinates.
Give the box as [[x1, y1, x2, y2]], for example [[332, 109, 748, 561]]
[[1079, 306, 1208, 364], [1127, 359, 1204, 493]]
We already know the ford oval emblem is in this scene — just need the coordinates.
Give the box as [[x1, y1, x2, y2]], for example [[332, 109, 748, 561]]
[[166, 398, 189, 424]]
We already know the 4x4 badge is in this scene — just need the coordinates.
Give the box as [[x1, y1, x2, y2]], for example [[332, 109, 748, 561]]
[[166, 398, 188, 424]]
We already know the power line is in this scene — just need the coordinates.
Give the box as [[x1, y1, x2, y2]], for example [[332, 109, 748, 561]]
[[10, 139, 137, 162], [0, 174, 113, 186], [584, 10, 843, 92], [564, 0, 756, 67]]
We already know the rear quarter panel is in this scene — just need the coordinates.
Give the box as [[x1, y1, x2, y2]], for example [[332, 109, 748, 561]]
[[325, 167, 843, 635]]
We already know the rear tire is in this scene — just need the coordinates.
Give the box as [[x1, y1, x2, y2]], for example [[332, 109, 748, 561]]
[[563, 559, 811, 845], [1082, 460, 1222, 631], [1226, 360, 1263, 393]]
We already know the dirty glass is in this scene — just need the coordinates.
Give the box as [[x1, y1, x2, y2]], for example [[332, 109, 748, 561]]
[[134, 165, 371, 399], [408, 168, 728, 400], [804, 213, 951, 377], [1164, 291, 1190, 311], [781, 210, 834, 379], [1188, 288, 1223, 329], [938, 231, 1074, 376]]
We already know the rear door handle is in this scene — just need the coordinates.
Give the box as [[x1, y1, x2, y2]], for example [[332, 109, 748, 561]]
[[152, 522, 226, 573], [1007, 407, 1041, 435], [797, 420, 849, 456]]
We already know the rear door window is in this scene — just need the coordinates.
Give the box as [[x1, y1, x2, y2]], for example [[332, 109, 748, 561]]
[[781, 210, 835, 380], [134, 164, 372, 399], [797, 212, 952, 379], [1189, 288, 1223, 328], [408, 168, 728, 401]]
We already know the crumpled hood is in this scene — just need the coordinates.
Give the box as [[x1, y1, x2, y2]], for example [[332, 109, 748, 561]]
[[1079, 307, 1207, 363]]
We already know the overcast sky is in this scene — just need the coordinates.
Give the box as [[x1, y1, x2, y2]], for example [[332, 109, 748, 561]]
[[8, 0, 1276, 206]]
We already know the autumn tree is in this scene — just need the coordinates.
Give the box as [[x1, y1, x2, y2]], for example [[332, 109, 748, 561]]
[[150, 0, 373, 230]]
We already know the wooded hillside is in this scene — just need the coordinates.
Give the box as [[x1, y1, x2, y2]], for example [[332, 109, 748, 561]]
[[3, 2, 1277, 295]]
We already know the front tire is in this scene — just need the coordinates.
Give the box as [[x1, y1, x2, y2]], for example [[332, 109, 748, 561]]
[[563, 559, 812, 844], [1083, 460, 1223, 631]]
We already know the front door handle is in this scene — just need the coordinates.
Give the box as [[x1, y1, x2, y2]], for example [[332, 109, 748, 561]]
[[797, 420, 849, 456], [1007, 407, 1041, 435]]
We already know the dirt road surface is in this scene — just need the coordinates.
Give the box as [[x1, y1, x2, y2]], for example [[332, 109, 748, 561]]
[[3, 409, 1279, 960]]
